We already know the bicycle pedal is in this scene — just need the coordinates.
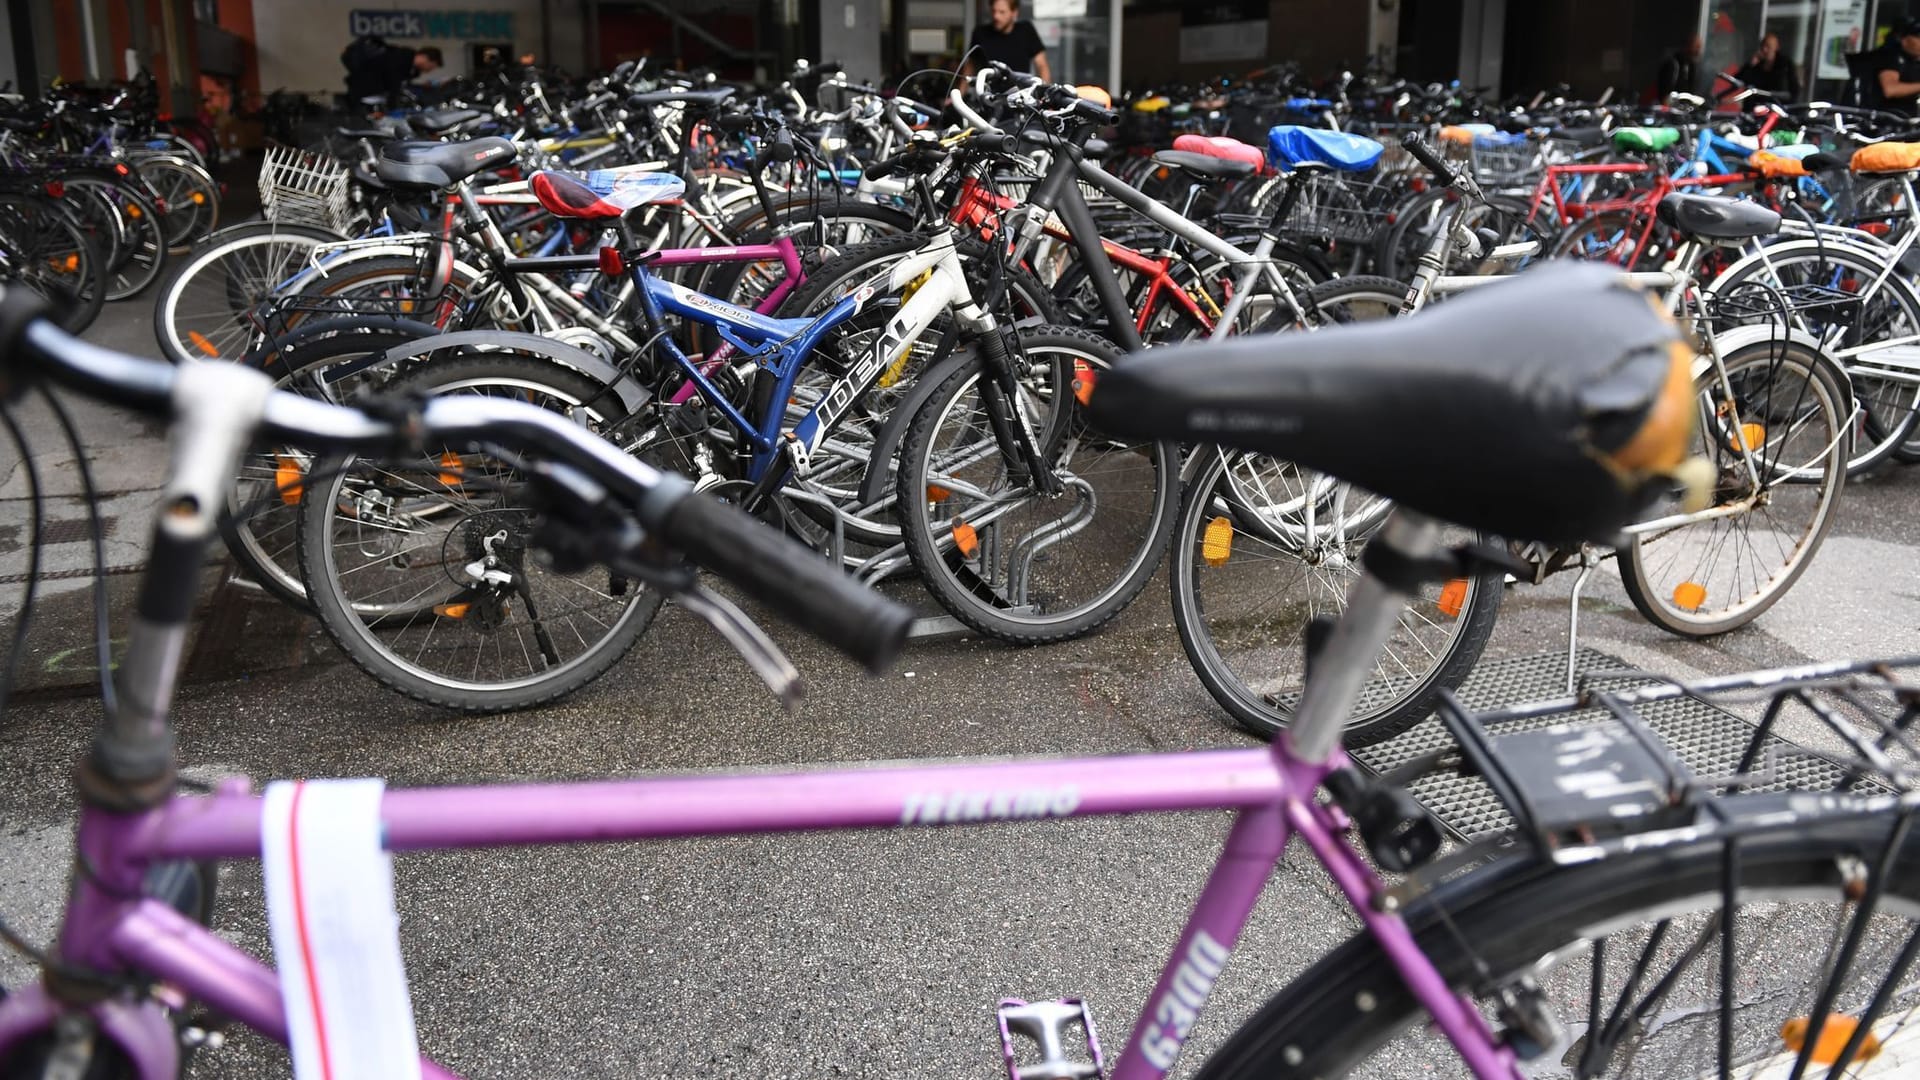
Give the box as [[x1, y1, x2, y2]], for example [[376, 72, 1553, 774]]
[[996, 997, 1106, 1080]]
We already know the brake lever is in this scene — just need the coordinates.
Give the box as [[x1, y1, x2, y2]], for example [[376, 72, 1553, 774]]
[[674, 583, 804, 712]]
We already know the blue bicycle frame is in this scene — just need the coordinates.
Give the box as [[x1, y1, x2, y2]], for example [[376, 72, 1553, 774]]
[[630, 262, 869, 481]]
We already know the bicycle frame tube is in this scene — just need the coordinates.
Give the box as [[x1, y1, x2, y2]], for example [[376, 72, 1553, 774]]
[[27, 734, 1517, 1080]]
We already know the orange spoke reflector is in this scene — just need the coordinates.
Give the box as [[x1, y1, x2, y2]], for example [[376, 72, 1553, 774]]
[[190, 192, 206, 204], [1437, 578, 1469, 619], [50, 254, 78, 272], [438, 451, 464, 487], [926, 484, 951, 503], [952, 520, 979, 558], [1202, 516, 1233, 566], [1673, 581, 1707, 611], [1737, 422, 1766, 451], [1073, 359, 1097, 406], [125, 204, 142, 219], [275, 454, 305, 505], [187, 330, 221, 357], [433, 602, 471, 619], [1780, 1015, 1880, 1064]]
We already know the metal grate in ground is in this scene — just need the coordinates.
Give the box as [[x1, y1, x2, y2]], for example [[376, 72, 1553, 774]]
[[1351, 648, 1865, 840]]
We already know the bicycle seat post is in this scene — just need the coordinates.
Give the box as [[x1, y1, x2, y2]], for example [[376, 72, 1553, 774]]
[[83, 361, 275, 808], [1282, 509, 1441, 765]]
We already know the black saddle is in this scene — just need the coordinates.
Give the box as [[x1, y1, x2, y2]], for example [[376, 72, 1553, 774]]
[[410, 108, 483, 134], [628, 88, 737, 110], [1553, 125, 1609, 148], [1087, 263, 1691, 545], [1151, 149, 1258, 182], [1654, 193, 1780, 241], [376, 136, 517, 190]]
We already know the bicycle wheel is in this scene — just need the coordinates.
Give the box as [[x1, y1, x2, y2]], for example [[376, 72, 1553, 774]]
[[153, 222, 341, 363], [62, 180, 167, 302], [223, 320, 438, 611], [895, 327, 1179, 643], [134, 155, 221, 247], [0, 194, 105, 334], [1170, 448, 1501, 745], [1553, 210, 1649, 269], [1198, 810, 1920, 1080], [1617, 338, 1849, 638], [298, 353, 663, 712], [1708, 240, 1920, 476]]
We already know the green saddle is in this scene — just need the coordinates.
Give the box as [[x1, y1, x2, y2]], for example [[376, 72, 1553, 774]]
[[1612, 127, 1681, 153]]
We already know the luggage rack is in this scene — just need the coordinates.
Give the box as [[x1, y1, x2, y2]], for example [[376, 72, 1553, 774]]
[[1706, 282, 1863, 324], [1352, 649, 1919, 844]]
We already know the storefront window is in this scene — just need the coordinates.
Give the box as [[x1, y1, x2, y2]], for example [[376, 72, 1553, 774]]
[[1027, 0, 1112, 89]]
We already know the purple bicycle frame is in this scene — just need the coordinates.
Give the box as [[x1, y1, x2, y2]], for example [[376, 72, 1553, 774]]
[[650, 236, 806, 406], [0, 743, 1519, 1080]]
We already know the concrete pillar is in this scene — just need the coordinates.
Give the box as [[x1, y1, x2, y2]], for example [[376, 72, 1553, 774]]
[[818, 0, 882, 85]]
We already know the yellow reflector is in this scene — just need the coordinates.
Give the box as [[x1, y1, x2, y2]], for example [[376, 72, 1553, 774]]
[[952, 520, 979, 558], [1073, 359, 1096, 406], [1738, 422, 1765, 450], [190, 191, 206, 204], [438, 451, 463, 487], [1780, 1015, 1880, 1064], [1202, 516, 1233, 566], [1673, 581, 1707, 611], [125, 204, 142, 218], [50, 254, 78, 272], [274, 454, 304, 505], [926, 484, 951, 503], [433, 602, 471, 619], [187, 330, 221, 357], [1437, 578, 1469, 619]]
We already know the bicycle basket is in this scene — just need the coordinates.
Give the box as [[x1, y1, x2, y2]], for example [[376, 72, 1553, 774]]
[[258, 145, 357, 235]]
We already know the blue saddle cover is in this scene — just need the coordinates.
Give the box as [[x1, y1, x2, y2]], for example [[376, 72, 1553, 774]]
[[1266, 126, 1385, 173]]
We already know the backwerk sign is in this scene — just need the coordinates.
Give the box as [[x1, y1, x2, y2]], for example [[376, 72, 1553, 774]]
[[349, 10, 516, 39]]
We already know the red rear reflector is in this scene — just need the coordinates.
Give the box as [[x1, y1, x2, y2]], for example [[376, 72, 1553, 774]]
[[44, 181, 63, 198], [598, 246, 624, 275]]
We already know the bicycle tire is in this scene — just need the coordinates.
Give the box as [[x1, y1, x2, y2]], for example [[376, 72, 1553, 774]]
[[1617, 338, 1849, 637], [1169, 447, 1502, 746], [894, 326, 1179, 644], [1197, 809, 1920, 1080], [222, 319, 441, 611], [134, 155, 220, 248], [152, 221, 343, 363], [297, 353, 664, 713], [0, 194, 106, 334], [60, 179, 167, 302], [1706, 238, 1920, 476]]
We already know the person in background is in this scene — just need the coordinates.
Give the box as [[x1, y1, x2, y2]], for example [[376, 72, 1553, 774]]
[[963, 0, 1051, 83], [1870, 19, 1920, 117], [1735, 32, 1800, 100], [342, 38, 443, 107], [1656, 34, 1703, 99]]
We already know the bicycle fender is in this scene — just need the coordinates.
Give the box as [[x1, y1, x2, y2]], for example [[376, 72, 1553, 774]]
[[373, 330, 653, 413], [1704, 324, 1853, 410], [856, 339, 978, 508]]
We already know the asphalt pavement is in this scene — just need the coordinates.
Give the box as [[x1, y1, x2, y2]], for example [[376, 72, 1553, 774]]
[[1, 294, 1917, 1079]]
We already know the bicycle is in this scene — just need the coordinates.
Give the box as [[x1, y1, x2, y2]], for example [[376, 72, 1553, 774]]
[[10, 265, 1920, 1080]]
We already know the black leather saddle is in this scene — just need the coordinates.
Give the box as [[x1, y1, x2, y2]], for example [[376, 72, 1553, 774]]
[[376, 136, 517, 190], [409, 108, 484, 135], [1087, 263, 1692, 544], [1151, 149, 1258, 182], [1654, 193, 1780, 241]]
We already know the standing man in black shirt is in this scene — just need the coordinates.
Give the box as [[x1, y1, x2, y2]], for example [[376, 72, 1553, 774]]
[[965, 0, 1052, 82], [1871, 19, 1920, 117]]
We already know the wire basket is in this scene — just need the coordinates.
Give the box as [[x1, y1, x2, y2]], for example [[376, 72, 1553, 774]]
[[1271, 169, 1399, 245], [1468, 134, 1541, 188], [258, 144, 356, 235]]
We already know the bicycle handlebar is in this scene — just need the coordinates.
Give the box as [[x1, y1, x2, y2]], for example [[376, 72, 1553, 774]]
[[1401, 131, 1460, 187], [0, 291, 913, 675]]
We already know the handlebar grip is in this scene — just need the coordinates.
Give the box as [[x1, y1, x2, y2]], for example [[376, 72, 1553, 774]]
[[864, 155, 906, 181], [656, 493, 912, 674], [1401, 132, 1459, 186]]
